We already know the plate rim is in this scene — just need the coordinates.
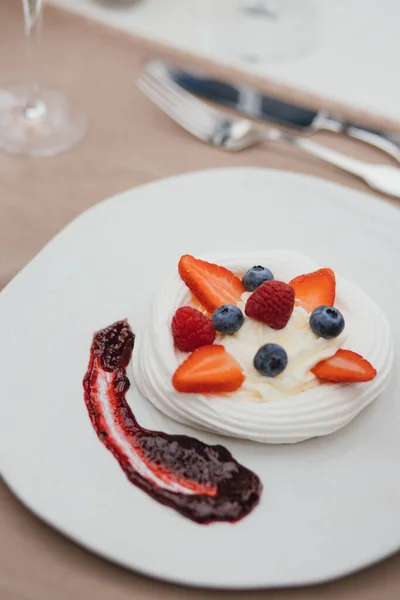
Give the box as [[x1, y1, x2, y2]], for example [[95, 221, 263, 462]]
[[2, 475, 399, 591], [2, 166, 400, 301], [1, 167, 399, 589]]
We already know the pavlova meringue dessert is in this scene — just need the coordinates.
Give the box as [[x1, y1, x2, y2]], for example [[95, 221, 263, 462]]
[[133, 251, 392, 443]]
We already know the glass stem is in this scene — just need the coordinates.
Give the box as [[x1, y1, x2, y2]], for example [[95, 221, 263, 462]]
[[22, 0, 46, 120]]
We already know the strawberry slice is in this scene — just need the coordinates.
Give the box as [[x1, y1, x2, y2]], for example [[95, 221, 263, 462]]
[[289, 268, 336, 313], [178, 255, 245, 313], [172, 344, 245, 394], [190, 293, 206, 312], [311, 349, 377, 383]]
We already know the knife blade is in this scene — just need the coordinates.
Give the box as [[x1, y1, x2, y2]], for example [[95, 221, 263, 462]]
[[167, 64, 400, 162]]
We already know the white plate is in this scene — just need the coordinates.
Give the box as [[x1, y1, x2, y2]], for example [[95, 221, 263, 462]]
[[1, 168, 399, 589]]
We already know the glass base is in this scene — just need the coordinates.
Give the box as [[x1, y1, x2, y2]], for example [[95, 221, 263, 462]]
[[200, 0, 318, 64], [0, 86, 87, 157]]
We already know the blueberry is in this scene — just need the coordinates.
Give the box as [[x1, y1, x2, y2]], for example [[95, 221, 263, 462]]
[[310, 305, 345, 339], [254, 343, 288, 377], [242, 265, 274, 292], [212, 304, 244, 334]]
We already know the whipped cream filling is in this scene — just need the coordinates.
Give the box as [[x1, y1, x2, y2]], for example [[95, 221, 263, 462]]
[[221, 299, 346, 402], [133, 251, 393, 444]]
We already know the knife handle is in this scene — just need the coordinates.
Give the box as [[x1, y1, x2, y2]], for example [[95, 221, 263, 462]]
[[173, 69, 400, 163], [321, 115, 400, 163]]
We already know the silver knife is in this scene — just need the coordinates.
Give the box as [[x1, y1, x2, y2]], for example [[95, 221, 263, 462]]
[[167, 64, 400, 163]]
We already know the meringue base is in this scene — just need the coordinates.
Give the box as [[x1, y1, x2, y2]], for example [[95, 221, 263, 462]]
[[133, 251, 393, 444]]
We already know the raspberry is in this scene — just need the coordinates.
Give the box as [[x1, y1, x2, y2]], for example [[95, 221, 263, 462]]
[[245, 281, 295, 330], [172, 307, 216, 352]]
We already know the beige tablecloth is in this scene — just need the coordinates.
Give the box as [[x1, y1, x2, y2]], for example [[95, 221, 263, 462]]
[[0, 2, 399, 599]]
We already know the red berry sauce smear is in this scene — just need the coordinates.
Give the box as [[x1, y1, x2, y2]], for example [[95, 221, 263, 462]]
[[83, 320, 262, 524]]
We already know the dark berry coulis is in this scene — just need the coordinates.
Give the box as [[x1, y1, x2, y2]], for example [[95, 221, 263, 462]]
[[83, 320, 262, 524]]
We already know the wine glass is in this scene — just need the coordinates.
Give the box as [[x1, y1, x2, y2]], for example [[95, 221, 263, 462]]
[[0, 0, 87, 157], [199, 0, 318, 64]]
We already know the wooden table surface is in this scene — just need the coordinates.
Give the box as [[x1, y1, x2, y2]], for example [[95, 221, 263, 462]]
[[0, 1, 399, 598]]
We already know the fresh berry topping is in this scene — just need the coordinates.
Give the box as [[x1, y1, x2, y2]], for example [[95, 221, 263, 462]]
[[172, 306, 216, 352], [190, 293, 207, 313], [178, 255, 245, 313], [254, 343, 288, 377], [245, 280, 295, 330], [311, 349, 376, 382], [310, 305, 345, 339], [289, 268, 335, 313], [172, 345, 245, 394], [242, 265, 274, 292], [212, 304, 244, 335]]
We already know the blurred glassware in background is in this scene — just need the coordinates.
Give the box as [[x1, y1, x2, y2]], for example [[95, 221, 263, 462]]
[[0, 0, 87, 157], [199, 0, 318, 64], [93, 0, 142, 5]]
